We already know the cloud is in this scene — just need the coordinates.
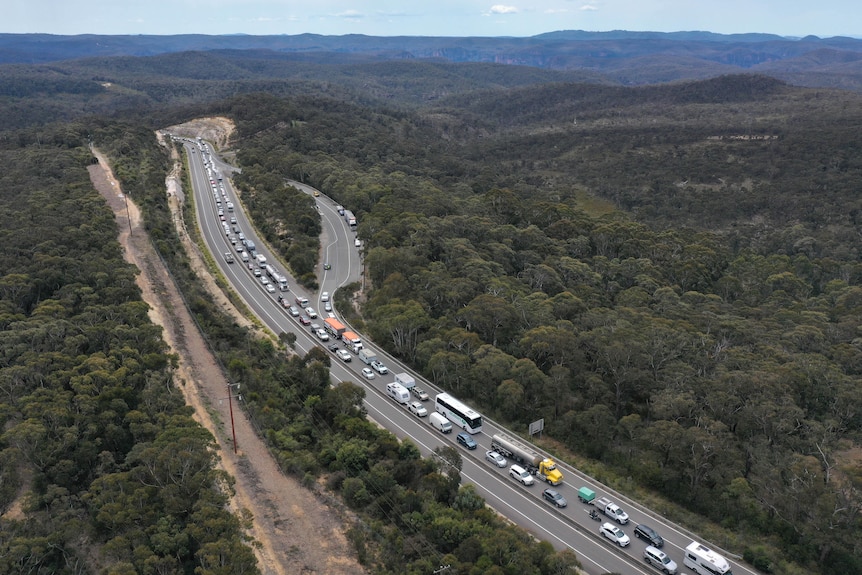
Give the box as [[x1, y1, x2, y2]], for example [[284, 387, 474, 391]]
[[335, 10, 364, 20], [580, 4, 599, 11], [489, 5, 518, 15]]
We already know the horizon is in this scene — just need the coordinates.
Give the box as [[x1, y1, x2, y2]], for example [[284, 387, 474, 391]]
[[7, 1, 859, 39]]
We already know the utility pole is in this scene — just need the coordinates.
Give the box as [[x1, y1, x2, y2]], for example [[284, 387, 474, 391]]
[[223, 383, 242, 454]]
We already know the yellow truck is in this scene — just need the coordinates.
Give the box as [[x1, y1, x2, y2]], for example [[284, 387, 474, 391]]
[[490, 433, 563, 486]]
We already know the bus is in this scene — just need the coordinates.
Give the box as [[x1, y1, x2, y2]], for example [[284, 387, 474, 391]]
[[435, 393, 482, 434], [683, 541, 733, 575]]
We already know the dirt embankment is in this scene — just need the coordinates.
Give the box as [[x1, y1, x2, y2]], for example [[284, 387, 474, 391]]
[[90, 118, 364, 575]]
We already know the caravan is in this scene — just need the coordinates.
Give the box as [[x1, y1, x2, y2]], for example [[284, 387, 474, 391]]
[[683, 541, 733, 575], [387, 382, 410, 405]]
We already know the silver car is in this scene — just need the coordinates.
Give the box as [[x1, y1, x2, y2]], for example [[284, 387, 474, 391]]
[[485, 451, 507, 468]]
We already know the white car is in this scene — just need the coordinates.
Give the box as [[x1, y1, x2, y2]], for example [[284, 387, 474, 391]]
[[306, 307, 318, 319], [336, 349, 352, 362], [321, 291, 330, 302], [408, 401, 428, 417], [361, 368, 375, 380], [485, 451, 507, 468], [315, 328, 330, 341], [509, 465, 534, 486], [324, 302, 332, 312], [265, 284, 276, 293], [600, 523, 630, 547]]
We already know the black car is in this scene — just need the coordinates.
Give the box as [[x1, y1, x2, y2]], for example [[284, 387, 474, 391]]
[[456, 432, 477, 450], [542, 488, 567, 508], [634, 523, 664, 548]]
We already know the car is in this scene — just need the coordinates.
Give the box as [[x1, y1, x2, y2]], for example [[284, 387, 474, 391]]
[[634, 524, 664, 548], [361, 368, 375, 380], [509, 465, 534, 486], [321, 292, 330, 302], [327, 343, 340, 353], [260, 276, 269, 285], [288, 306, 300, 317], [306, 307, 318, 319], [265, 284, 276, 293], [253, 268, 262, 277], [235, 244, 244, 253], [370, 360, 388, 375], [457, 432, 477, 450], [298, 315, 311, 326], [230, 216, 237, 224], [315, 328, 330, 341], [485, 451, 507, 468], [354, 238, 361, 247], [229, 235, 237, 245], [336, 349, 352, 362], [324, 301, 332, 312], [643, 546, 678, 575], [542, 488, 567, 508], [323, 262, 331, 270], [247, 262, 255, 270], [238, 233, 246, 241], [600, 523, 630, 547], [411, 388, 429, 401], [408, 401, 428, 417]]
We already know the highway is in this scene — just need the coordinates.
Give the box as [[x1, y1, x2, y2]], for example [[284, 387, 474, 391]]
[[178, 136, 754, 575]]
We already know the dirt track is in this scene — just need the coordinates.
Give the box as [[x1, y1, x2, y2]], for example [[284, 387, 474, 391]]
[[89, 130, 364, 575]]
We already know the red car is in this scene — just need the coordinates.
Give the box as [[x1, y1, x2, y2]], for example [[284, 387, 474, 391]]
[[298, 315, 311, 326]]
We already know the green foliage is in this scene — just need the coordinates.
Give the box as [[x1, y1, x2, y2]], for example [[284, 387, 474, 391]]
[[0, 127, 258, 574], [224, 79, 862, 574]]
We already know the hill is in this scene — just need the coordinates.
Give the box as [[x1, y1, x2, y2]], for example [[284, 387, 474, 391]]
[[4, 30, 862, 91]]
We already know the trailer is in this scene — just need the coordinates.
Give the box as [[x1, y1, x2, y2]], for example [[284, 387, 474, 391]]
[[323, 317, 346, 338], [394, 372, 415, 390], [358, 348, 377, 364], [490, 433, 564, 485]]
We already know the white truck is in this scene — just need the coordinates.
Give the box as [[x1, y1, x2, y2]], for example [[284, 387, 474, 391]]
[[358, 348, 377, 365], [594, 496, 629, 525], [394, 372, 415, 390]]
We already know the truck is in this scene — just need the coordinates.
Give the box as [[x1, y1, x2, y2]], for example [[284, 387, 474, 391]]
[[490, 433, 564, 486], [324, 317, 346, 338], [255, 253, 267, 267], [594, 497, 629, 525], [394, 372, 415, 390], [358, 348, 377, 365], [245, 240, 256, 253], [342, 331, 362, 352], [343, 209, 357, 229]]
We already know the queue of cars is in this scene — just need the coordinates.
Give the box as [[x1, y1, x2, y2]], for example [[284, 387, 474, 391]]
[[200, 141, 721, 575]]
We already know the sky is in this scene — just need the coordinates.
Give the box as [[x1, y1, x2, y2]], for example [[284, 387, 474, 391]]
[[7, 0, 859, 38]]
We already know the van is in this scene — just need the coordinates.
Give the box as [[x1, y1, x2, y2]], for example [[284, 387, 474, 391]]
[[509, 465, 535, 486], [240, 252, 250, 262], [644, 546, 678, 575], [429, 412, 452, 434], [295, 296, 308, 308], [387, 382, 410, 405], [255, 254, 267, 266]]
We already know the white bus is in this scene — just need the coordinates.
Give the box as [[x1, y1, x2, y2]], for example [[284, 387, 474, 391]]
[[683, 541, 733, 575], [435, 393, 482, 434]]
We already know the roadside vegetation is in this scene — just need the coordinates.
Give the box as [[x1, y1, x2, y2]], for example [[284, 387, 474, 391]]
[[0, 51, 860, 575]]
